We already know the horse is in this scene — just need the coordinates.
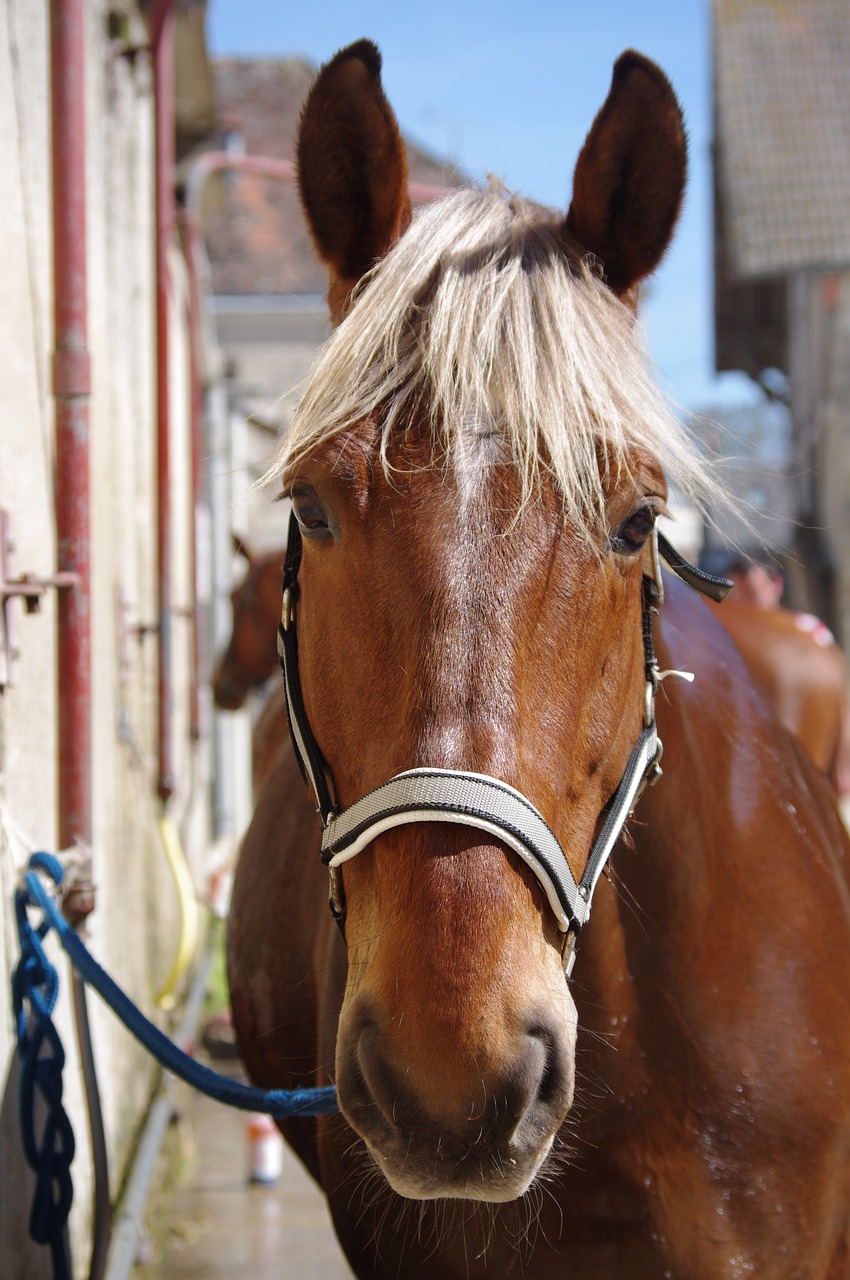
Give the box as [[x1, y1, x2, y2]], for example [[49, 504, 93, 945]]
[[711, 598, 850, 795], [212, 540, 286, 711], [211, 540, 292, 795], [227, 41, 850, 1278]]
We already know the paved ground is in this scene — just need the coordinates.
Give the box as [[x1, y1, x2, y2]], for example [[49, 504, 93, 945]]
[[159, 1066, 353, 1279]]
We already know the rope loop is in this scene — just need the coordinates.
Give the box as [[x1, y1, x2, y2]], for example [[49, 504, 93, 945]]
[[13, 852, 75, 1280]]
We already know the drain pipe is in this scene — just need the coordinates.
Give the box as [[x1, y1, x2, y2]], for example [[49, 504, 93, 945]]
[[50, 4, 113, 1280], [52, 0, 91, 850], [151, 0, 176, 801]]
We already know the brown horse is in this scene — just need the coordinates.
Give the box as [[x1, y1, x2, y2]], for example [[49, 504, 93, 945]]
[[212, 541, 291, 795], [711, 599, 850, 795], [212, 541, 286, 710], [228, 42, 850, 1278]]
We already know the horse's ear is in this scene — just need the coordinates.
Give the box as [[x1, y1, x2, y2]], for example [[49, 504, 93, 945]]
[[232, 533, 251, 564], [564, 51, 686, 302], [297, 40, 412, 322]]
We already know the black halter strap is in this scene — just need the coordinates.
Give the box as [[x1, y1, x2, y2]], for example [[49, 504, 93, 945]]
[[279, 517, 337, 822]]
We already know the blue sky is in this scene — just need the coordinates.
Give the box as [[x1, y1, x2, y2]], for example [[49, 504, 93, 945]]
[[207, 0, 758, 413]]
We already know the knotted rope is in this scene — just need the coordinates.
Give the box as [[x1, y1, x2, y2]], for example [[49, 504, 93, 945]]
[[13, 852, 338, 1278]]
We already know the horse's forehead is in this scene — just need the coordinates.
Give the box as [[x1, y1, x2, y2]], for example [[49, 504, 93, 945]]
[[304, 424, 666, 535], [309, 430, 528, 528]]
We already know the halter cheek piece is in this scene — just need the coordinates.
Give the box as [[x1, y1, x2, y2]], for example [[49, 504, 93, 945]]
[[277, 513, 731, 976]]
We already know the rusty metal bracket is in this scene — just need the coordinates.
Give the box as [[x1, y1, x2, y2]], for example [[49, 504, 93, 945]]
[[0, 508, 81, 688]]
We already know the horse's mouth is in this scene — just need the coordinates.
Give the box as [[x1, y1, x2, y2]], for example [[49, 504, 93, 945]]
[[362, 1131, 556, 1203], [335, 985, 577, 1203]]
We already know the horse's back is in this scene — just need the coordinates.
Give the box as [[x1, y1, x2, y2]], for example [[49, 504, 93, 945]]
[[709, 597, 850, 785]]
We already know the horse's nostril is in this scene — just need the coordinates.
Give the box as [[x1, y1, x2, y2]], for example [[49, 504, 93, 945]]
[[342, 1013, 572, 1152], [528, 1026, 564, 1109]]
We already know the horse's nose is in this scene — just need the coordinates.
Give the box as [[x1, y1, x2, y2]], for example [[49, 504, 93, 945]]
[[361, 1022, 569, 1132], [338, 1003, 574, 1196], [211, 671, 245, 709]]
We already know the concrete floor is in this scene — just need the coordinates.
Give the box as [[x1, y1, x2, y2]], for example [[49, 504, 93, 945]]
[[159, 1071, 354, 1279]]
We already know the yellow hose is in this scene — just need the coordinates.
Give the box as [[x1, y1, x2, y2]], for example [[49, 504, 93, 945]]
[[156, 815, 200, 1009]]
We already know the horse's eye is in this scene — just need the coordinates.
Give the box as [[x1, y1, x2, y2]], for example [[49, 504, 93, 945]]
[[610, 506, 656, 555], [291, 488, 330, 535]]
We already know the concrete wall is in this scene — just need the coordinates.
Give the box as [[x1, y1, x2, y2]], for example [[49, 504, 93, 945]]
[[0, 2, 212, 1275]]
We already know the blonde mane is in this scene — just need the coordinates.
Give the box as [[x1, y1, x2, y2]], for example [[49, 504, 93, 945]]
[[276, 184, 714, 530]]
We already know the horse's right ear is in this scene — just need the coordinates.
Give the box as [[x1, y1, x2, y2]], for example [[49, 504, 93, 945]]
[[297, 40, 412, 323], [232, 533, 251, 563]]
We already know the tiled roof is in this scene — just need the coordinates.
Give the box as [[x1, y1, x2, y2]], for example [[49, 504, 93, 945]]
[[202, 58, 467, 296], [714, 0, 850, 277]]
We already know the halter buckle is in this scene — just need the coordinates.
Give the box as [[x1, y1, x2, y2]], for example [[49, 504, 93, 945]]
[[562, 929, 578, 977], [631, 737, 664, 814], [643, 678, 656, 729], [281, 585, 297, 632]]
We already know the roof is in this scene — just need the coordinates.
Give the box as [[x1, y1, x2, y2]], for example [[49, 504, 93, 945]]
[[201, 58, 467, 297], [713, 0, 850, 277]]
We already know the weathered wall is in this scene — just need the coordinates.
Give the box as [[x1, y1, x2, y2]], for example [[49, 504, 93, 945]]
[[0, 2, 211, 1275]]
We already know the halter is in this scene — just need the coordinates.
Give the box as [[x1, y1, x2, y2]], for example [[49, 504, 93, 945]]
[[277, 513, 730, 975]]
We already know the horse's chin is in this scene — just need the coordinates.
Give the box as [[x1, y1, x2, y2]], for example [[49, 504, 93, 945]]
[[364, 1135, 554, 1204]]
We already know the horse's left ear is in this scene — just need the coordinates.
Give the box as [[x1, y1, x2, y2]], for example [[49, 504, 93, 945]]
[[297, 39, 412, 322], [564, 51, 686, 302]]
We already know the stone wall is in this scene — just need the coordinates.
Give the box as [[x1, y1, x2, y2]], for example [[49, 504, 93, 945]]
[[0, 3, 212, 1274]]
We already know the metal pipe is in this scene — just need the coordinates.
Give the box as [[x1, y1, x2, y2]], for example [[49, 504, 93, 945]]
[[50, 4, 113, 1278], [151, 0, 176, 801], [51, 0, 91, 850], [102, 947, 214, 1280], [72, 968, 111, 1280]]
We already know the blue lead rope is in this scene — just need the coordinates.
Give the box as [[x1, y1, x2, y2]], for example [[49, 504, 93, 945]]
[[15, 853, 339, 1117], [13, 852, 339, 1278], [13, 854, 76, 1280]]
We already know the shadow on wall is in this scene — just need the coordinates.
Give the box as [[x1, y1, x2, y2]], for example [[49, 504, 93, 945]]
[[0, 1052, 55, 1277]]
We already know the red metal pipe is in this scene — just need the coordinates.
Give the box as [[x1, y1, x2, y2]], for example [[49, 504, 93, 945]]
[[51, 0, 91, 850], [151, 0, 176, 800], [51, 8, 114, 1278]]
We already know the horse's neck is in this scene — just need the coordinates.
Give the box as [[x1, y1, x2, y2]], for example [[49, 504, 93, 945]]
[[574, 579, 850, 1092], [572, 584, 769, 1076]]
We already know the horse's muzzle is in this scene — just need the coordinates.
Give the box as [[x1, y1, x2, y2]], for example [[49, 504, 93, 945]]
[[336, 1001, 576, 1201], [211, 668, 248, 710]]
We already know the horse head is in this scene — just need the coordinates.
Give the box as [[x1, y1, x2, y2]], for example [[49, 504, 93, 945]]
[[212, 541, 286, 709], [280, 40, 692, 1202]]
